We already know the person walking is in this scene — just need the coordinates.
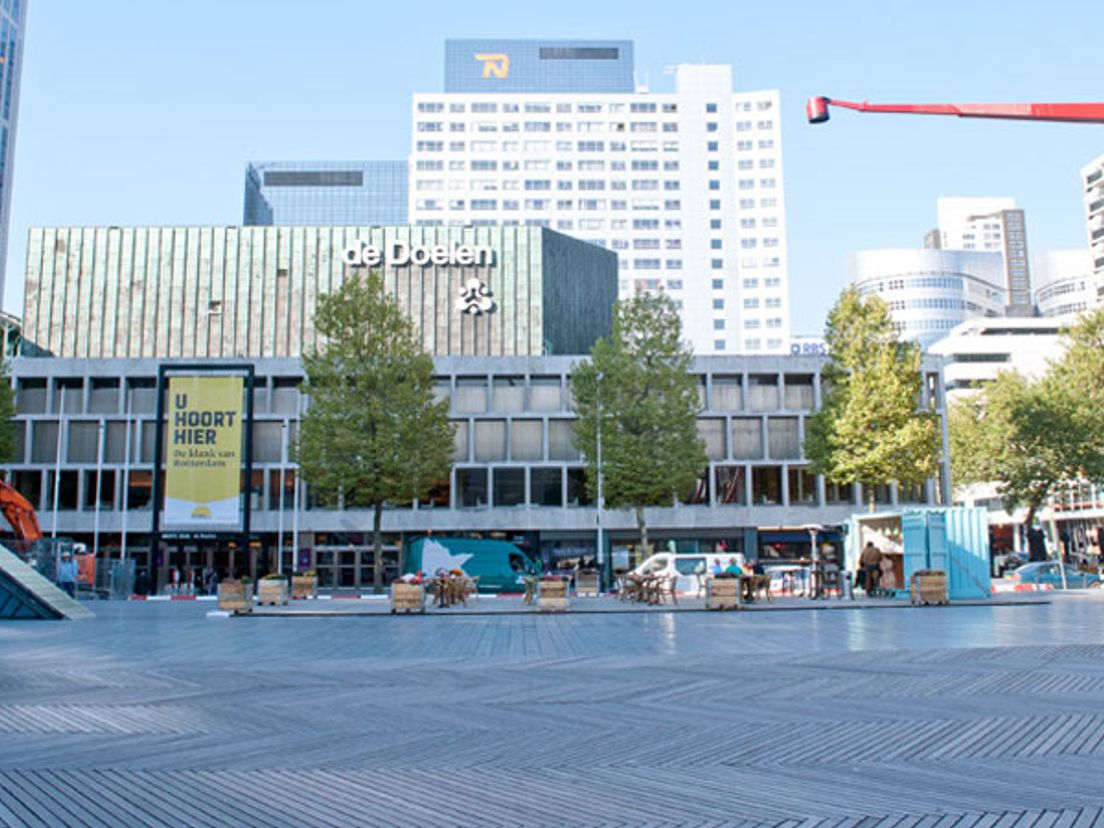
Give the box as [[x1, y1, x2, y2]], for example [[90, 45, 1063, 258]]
[[56, 552, 78, 598]]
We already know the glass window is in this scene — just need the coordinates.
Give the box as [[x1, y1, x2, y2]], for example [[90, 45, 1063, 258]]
[[32, 421, 59, 463], [474, 420, 507, 462], [89, 379, 119, 414], [748, 375, 779, 411], [698, 419, 725, 460], [566, 467, 592, 506], [493, 468, 525, 506], [67, 421, 100, 463], [456, 468, 488, 508], [531, 468, 562, 506], [492, 377, 525, 412], [252, 422, 283, 463], [711, 376, 742, 412], [454, 378, 487, 414], [732, 418, 762, 460], [453, 421, 469, 462], [788, 467, 817, 504], [53, 380, 83, 413], [16, 379, 46, 414], [549, 420, 580, 460], [752, 466, 782, 504], [767, 418, 800, 459], [784, 376, 815, 410], [714, 465, 746, 505], [511, 420, 543, 461], [529, 377, 561, 412], [826, 481, 852, 504]]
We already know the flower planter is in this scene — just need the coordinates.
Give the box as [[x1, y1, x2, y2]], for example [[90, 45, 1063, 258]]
[[910, 570, 948, 606], [706, 577, 741, 610], [390, 582, 426, 614], [576, 570, 600, 597], [218, 581, 253, 614], [256, 579, 289, 607], [291, 575, 318, 600], [538, 579, 570, 611]]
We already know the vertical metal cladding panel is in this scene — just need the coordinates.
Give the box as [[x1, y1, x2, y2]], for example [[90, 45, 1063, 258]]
[[115, 228, 134, 358], [944, 506, 991, 599], [69, 228, 92, 358], [127, 229, 145, 358], [234, 228, 253, 359], [182, 227, 201, 358], [102, 229, 122, 359], [274, 227, 290, 358], [49, 229, 68, 357], [222, 227, 240, 358], [23, 228, 41, 349], [287, 226, 305, 358], [157, 228, 176, 357], [88, 227, 109, 358], [207, 228, 226, 357], [260, 227, 278, 357], [171, 227, 190, 356], [142, 229, 161, 358], [299, 227, 319, 356]]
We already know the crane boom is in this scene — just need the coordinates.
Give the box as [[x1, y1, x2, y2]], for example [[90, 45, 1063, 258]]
[[806, 96, 1104, 125]]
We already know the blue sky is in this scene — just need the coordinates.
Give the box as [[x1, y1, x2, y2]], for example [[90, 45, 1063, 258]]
[[9, 0, 1103, 334]]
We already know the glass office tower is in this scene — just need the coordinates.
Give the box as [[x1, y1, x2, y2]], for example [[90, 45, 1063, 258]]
[[244, 161, 408, 226]]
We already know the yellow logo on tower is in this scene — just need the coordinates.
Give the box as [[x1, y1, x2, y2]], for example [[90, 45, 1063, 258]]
[[164, 375, 244, 529], [474, 53, 509, 79]]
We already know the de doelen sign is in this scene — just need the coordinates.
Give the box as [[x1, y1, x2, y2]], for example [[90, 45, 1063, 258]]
[[344, 241, 495, 269]]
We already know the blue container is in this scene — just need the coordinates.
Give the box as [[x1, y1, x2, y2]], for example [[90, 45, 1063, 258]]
[[848, 507, 991, 600]]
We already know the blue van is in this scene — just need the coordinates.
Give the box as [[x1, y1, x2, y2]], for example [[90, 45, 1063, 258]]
[[403, 537, 541, 593]]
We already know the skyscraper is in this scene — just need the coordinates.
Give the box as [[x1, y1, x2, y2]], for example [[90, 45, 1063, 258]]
[[244, 161, 408, 226], [409, 40, 791, 354], [0, 0, 25, 301], [1082, 152, 1104, 305]]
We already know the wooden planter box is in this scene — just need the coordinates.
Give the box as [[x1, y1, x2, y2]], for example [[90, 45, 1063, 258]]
[[910, 570, 948, 606], [390, 582, 425, 614], [538, 579, 570, 611], [576, 570, 600, 597], [218, 581, 253, 614], [256, 579, 289, 606], [291, 575, 318, 600], [706, 577, 742, 610]]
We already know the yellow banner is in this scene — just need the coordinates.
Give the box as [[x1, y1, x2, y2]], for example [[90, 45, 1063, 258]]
[[164, 375, 243, 528]]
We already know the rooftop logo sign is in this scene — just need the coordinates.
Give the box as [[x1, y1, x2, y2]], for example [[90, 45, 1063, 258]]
[[343, 241, 495, 269], [474, 52, 509, 79]]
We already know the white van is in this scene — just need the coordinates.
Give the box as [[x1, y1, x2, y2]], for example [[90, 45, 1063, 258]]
[[629, 553, 746, 596]]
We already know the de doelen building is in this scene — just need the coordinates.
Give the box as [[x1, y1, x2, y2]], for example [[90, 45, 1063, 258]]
[[13, 223, 950, 589]]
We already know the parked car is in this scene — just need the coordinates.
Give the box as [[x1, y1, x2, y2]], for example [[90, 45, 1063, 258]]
[[1008, 561, 1101, 588], [629, 553, 737, 596]]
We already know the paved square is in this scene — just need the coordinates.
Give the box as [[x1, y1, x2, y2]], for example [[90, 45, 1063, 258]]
[[3, 595, 1104, 826]]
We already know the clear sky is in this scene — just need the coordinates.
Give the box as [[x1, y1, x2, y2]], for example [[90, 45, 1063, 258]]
[[8, 0, 1103, 334]]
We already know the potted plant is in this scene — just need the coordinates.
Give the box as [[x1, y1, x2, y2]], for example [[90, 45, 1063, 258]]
[[256, 573, 289, 606], [291, 570, 318, 600], [538, 574, 570, 611], [218, 578, 253, 614]]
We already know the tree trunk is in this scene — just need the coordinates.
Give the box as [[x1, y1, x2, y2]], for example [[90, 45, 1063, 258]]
[[636, 504, 649, 564], [372, 500, 384, 594]]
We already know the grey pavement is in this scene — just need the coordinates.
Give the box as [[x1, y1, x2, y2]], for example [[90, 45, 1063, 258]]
[[3, 593, 1104, 826]]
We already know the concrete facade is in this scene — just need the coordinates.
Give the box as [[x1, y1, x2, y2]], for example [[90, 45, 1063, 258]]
[[21, 225, 617, 360]]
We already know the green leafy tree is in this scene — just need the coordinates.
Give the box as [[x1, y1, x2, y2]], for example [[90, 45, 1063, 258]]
[[297, 272, 454, 592], [571, 292, 706, 558], [950, 307, 1104, 529], [805, 287, 942, 511], [0, 364, 16, 465]]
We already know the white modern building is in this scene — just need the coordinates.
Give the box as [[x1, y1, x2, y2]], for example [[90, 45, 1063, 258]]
[[848, 249, 1006, 347], [408, 40, 790, 355], [1082, 152, 1104, 296], [928, 315, 1072, 399], [1034, 248, 1095, 318]]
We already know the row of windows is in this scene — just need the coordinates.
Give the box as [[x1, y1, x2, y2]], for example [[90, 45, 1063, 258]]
[[416, 159, 682, 172], [417, 100, 774, 115], [416, 178, 683, 191], [415, 198, 687, 211], [415, 140, 687, 153], [417, 121, 685, 134]]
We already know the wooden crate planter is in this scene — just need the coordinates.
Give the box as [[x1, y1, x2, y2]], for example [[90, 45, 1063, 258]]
[[217, 581, 253, 614], [291, 575, 318, 600], [910, 570, 948, 606], [538, 579, 570, 611], [256, 579, 289, 606], [706, 577, 742, 610], [390, 582, 426, 614], [576, 570, 600, 597]]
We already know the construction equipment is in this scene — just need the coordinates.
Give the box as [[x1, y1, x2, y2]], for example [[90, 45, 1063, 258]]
[[0, 479, 42, 541], [806, 96, 1104, 126]]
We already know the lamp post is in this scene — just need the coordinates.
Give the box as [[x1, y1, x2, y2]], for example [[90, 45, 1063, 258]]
[[802, 523, 824, 599]]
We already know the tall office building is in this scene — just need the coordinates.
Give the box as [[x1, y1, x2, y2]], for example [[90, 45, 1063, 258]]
[[0, 0, 25, 302], [244, 161, 408, 226], [930, 197, 1033, 316], [1034, 249, 1094, 318], [408, 40, 791, 354], [1082, 153, 1104, 305]]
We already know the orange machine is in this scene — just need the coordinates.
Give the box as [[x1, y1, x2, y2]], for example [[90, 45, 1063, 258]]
[[0, 480, 42, 541]]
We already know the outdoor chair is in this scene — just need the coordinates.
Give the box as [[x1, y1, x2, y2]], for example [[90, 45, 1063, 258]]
[[754, 574, 773, 603], [655, 574, 678, 605]]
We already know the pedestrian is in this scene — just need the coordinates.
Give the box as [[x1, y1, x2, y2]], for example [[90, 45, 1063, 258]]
[[203, 566, 218, 596], [860, 541, 883, 595], [56, 552, 78, 598]]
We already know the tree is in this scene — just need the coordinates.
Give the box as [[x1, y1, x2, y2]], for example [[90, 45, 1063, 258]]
[[949, 307, 1104, 529], [296, 272, 454, 593], [571, 292, 706, 560], [804, 287, 942, 511], [0, 364, 16, 465]]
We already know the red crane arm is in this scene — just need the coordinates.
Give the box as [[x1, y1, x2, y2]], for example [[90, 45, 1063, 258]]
[[806, 96, 1104, 124], [0, 480, 43, 541]]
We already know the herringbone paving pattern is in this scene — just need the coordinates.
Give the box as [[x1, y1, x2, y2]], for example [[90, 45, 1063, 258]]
[[3, 597, 1104, 826]]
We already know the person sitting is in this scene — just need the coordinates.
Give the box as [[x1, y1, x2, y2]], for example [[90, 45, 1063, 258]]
[[723, 557, 743, 576]]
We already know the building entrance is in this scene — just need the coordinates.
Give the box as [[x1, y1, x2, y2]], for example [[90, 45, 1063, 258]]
[[313, 544, 399, 590]]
